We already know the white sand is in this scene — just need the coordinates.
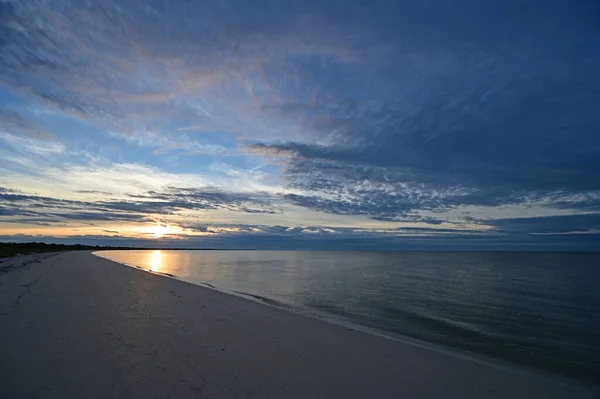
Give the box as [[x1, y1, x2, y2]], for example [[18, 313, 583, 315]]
[[0, 251, 597, 398]]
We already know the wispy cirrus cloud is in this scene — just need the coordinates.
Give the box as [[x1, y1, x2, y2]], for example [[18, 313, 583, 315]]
[[0, 131, 65, 157], [1, 0, 371, 149], [0, 109, 53, 139], [1, 163, 211, 197]]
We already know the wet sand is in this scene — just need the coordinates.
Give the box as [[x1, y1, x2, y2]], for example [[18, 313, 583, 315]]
[[0, 251, 597, 398]]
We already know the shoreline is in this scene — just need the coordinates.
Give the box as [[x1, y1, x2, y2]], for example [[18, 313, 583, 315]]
[[92, 251, 598, 393], [1, 251, 597, 398]]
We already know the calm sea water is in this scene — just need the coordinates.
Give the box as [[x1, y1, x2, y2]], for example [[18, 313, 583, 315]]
[[95, 250, 600, 385]]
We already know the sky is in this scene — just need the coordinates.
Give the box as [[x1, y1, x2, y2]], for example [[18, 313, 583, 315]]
[[1, 0, 599, 250]]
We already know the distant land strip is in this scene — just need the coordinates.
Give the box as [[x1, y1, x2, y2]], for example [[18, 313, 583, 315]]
[[0, 242, 251, 258]]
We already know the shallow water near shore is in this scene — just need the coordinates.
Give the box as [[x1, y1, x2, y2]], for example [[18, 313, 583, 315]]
[[95, 250, 600, 385]]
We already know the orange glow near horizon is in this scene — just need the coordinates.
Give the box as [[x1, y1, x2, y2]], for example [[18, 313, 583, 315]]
[[149, 223, 170, 238]]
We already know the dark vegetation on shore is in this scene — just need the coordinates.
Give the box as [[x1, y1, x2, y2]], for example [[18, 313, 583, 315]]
[[0, 242, 137, 258], [0, 242, 248, 258]]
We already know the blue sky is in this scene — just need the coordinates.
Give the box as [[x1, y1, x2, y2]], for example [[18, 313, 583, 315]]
[[1, 0, 599, 249]]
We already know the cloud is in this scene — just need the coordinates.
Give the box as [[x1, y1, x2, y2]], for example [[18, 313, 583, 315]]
[[0, 185, 279, 225], [0, 0, 372, 149], [4, 221, 599, 251], [0, 187, 20, 194], [1, 0, 599, 246], [1, 161, 284, 208], [485, 214, 600, 235], [1, 163, 211, 198], [7, 0, 592, 148], [0, 219, 61, 226], [107, 129, 230, 156], [0, 131, 66, 159], [174, 222, 487, 242], [53, 211, 145, 222], [246, 64, 600, 218], [0, 192, 147, 224], [75, 190, 114, 195], [125, 186, 278, 213], [0, 109, 53, 139]]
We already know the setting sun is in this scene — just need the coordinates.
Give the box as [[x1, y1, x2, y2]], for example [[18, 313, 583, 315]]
[[150, 223, 170, 238]]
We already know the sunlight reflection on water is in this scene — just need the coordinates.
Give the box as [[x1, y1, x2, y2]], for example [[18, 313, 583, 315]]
[[149, 250, 162, 272]]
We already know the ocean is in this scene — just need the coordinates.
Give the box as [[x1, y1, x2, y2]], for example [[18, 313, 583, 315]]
[[95, 250, 600, 385]]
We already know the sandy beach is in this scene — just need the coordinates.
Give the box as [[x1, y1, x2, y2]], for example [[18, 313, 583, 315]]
[[0, 251, 597, 398]]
